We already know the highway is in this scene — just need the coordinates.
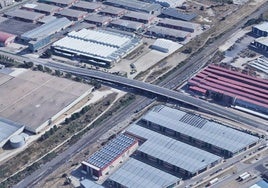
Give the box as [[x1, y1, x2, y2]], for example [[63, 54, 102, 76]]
[[47, 61, 268, 130], [7, 2, 268, 187]]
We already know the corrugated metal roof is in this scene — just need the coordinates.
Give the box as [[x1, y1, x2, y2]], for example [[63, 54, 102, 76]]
[[158, 18, 195, 30], [0, 117, 24, 146], [141, 105, 259, 154], [123, 11, 155, 21], [80, 179, 104, 188], [52, 28, 142, 62], [86, 134, 136, 169], [104, 0, 161, 13], [5, 9, 45, 21], [109, 19, 143, 30], [108, 158, 180, 188], [72, 1, 103, 10], [84, 14, 111, 23], [161, 8, 197, 21], [40, 0, 75, 5], [253, 22, 268, 32], [126, 124, 222, 173], [147, 25, 189, 39], [56, 8, 87, 18], [21, 17, 72, 41]]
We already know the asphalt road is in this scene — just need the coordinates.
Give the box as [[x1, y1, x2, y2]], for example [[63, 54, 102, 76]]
[[8, 2, 268, 187]]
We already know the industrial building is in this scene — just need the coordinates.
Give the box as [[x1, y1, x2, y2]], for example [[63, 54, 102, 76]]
[[99, 6, 127, 17], [142, 0, 185, 7], [0, 0, 14, 8], [109, 19, 144, 32], [137, 105, 259, 158], [84, 14, 111, 27], [20, 17, 73, 51], [188, 64, 268, 114], [247, 56, 268, 74], [122, 11, 156, 24], [52, 29, 142, 67], [104, 0, 162, 15], [252, 22, 268, 37], [146, 26, 190, 41], [0, 18, 39, 35], [22, 3, 61, 15], [160, 8, 197, 21], [55, 8, 88, 21], [0, 69, 93, 134], [150, 38, 183, 53], [39, 0, 77, 7], [0, 117, 24, 148], [4, 9, 45, 23], [81, 134, 138, 179], [157, 18, 195, 32], [71, 1, 103, 12], [0, 31, 16, 46], [252, 37, 268, 54], [126, 124, 222, 177], [107, 158, 181, 188], [80, 179, 104, 188]]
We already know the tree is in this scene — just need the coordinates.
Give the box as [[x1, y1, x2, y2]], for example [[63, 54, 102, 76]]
[[37, 64, 44, 72], [55, 70, 62, 77]]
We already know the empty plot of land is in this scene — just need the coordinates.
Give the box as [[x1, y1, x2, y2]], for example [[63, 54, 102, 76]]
[[0, 70, 93, 133]]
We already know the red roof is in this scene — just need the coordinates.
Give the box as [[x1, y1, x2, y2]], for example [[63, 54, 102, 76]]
[[189, 86, 207, 94], [0, 31, 15, 43]]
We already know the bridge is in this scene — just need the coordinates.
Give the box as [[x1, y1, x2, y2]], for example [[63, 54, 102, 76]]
[[48, 62, 267, 130]]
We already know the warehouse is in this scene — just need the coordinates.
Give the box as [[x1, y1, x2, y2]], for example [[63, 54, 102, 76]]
[[107, 158, 181, 188], [22, 3, 61, 15], [122, 11, 156, 24], [0, 31, 16, 46], [157, 18, 195, 32], [252, 22, 268, 37], [99, 6, 127, 17], [247, 56, 268, 74], [0, 117, 24, 148], [150, 38, 183, 53], [84, 14, 111, 26], [55, 8, 88, 21], [0, 19, 39, 35], [81, 134, 138, 179], [20, 17, 72, 51], [80, 179, 104, 188], [126, 124, 222, 177], [146, 26, 190, 41], [71, 1, 103, 12], [189, 64, 268, 114], [160, 8, 197, 21], [0, 69, 93, 133], [109, 19, 144, 32], [104, 0, 162, 15], [138, 105, 259, 158], [4, 9, 45, 23], [252, 37, 268, 54], [52, 29, 142, 67], [142, 0, 185, 8], [39, 0, 77, 7]]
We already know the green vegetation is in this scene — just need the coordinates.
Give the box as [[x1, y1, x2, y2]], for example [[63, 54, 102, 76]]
[[0, 93, 117, 187], [0, 55, 20, 67]]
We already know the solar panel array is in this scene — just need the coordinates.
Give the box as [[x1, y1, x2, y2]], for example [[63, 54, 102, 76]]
[[87, 134, 136, 169], [126, 124, 222, 174], [179, 113, 207, 129], [141, 105, 259, 154]]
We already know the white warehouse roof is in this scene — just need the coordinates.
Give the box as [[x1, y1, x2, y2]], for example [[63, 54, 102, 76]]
[[126, 124, 222, 174], [253, 22, 268, 32], [141, 105, 259, 154], [52, 29, 142, 63], [108, 158, 180, 188], [0, 117, 24, 147]]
